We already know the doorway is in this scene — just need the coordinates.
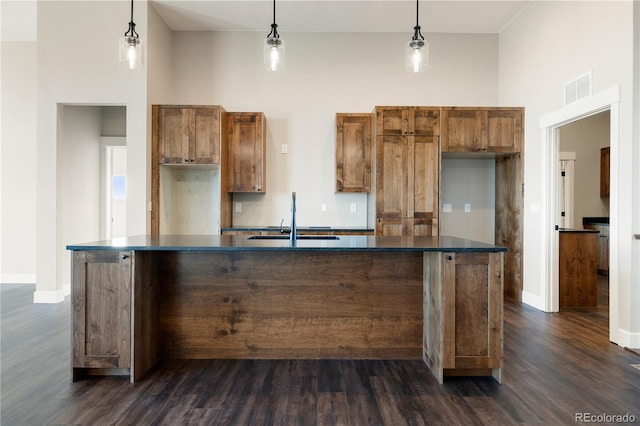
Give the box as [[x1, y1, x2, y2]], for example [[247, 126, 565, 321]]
[[540, 85, 620, 343]]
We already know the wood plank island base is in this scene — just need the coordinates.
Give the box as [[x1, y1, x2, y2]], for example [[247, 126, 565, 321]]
[[67, 235, 505, 384]]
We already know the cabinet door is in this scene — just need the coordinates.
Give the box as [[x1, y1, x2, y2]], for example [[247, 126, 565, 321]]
[[442, 252, 502, 371], [441, 108, 484, 152], [72, 250, 132, 370], [376, 107, 406, 135], [336, 113, 372, 193], [600, 147, 610, 198], [227, 113, 266, 193], [485, 108, 523, 153], [408, 136, 439, 236], [157, 106, 220, 164], [410, 108, 440, 136], [376, 135, 406, 233], [158, 107, 189, 163], [191, 107, 221, 164]]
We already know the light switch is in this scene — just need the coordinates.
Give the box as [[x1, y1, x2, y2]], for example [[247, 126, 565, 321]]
[[350, 203, 357, 213], [235, 202, 242, 213], [321, 203, 327, 212], [464, 203, 471, 213], [281, 144, 288, 154], [442, 203, 452, 213]]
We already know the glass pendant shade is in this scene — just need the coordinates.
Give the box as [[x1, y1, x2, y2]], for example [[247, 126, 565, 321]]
[[263, 36, 285, 71], [405, 38, 428, 73], [119, 36, 143, 69]]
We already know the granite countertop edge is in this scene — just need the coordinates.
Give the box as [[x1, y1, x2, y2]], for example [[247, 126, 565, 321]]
[[67, 235, 507, 253]]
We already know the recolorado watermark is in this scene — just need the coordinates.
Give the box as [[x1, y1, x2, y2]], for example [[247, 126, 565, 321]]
[[575, 412, 637, 423]]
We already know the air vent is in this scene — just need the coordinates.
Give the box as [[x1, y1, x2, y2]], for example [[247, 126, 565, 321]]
[[564, 72, 592, 105]]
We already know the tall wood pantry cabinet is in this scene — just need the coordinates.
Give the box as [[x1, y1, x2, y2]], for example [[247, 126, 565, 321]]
[[374, 107, 440, 236], [335, 113, 372, 193]]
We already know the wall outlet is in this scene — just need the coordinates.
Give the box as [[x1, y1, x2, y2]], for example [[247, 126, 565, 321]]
[[442, 203, 452, 213], [464, 203, 471, 213], [235, 202, 242, 213], [350, 203, 357, 213], [321, 203, 327, 212], [281, 144, 288, 154]]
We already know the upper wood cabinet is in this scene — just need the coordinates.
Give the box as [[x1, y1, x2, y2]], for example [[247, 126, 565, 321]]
[[375, 106, 440, 237], [227, 112, 266, 193], [156, 105, 224, 164], [336, 113, 372, 193], [600, 146, 610, 198], [376, 106, 440, 136], [441, 107, 523, 153]]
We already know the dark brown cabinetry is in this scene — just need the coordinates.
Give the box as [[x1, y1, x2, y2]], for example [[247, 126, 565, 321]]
[[336, 113, 372, 193], [375, 107, 440, 236], [227, 112, 266, 193], [600, 146, 610, 198], [441, 107, 523, 153], [71, 250, 157, 382], [156, 105, 224, 164], [424, 251, 503, 383], [559, 230, 598, 308]]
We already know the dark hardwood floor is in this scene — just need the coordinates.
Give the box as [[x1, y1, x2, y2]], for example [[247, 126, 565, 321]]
[[2, 278, 639, 425]]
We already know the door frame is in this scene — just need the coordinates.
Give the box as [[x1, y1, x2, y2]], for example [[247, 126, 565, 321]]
[[540, 85, 620, 341]]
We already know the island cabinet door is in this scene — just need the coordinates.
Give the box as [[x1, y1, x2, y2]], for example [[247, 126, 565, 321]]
[[72, 250, 132, 373], [441, 252, 503, 373]]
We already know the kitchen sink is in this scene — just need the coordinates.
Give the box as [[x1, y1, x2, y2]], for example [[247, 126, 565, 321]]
[[247, 235, 340, 240]]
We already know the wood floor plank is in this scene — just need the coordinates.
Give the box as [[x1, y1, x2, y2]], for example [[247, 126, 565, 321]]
[[2, 279, 640, 425]]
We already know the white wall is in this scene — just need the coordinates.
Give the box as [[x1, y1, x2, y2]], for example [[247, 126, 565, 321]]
[[34, 1, 147, 302], [499, 0, 638, 346], [58, 106, 102, 291], [440, 159, 495, 244], [167, 30, 499, 227], [0, 1, 38, 284], [559, 111, 610, 226]]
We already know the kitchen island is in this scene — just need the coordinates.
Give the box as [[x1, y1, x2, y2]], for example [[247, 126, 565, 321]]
[[68, 235, 505, 384]]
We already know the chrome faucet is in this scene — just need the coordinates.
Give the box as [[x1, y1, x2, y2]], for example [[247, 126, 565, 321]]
[[290, 192, 297, 245]]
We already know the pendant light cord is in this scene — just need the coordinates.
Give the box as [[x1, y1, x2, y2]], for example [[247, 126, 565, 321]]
[[267, 0, 280, 39], [412, 0, 424, 41], [124, 0, 139, 38]]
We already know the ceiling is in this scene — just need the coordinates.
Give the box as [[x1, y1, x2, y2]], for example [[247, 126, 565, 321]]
[[149, 0, 530, 34]]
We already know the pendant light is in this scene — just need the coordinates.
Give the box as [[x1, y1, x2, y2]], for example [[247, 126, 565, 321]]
[[119, 0, 143, 70], [405, 0, 428, 73], [263, 0, 285, 71]]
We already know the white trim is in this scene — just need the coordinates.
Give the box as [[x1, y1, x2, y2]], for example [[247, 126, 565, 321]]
[[33, 284, 70, 304], [1, 273, 36, 284], [539, 85, 621, 344], [618, 330, 640, 350], [522, 290, 545, 311]]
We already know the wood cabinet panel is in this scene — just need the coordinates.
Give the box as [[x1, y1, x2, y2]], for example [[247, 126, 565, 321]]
[[157, 106, 221, 164], [376, 107, 439, 136], [441, 107, 523, 153], [336, 113, 372, 193], [375, 109, 439, 236], [424, 251, 503, 383], [227, 112, 266, 193], [72, 251, 132, 372], [559, 231, 598, 308]]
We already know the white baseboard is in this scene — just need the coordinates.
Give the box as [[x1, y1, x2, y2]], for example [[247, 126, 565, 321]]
[[521, 291, 546, 311], [617, 329, 640, 349], [1, 273, 36, 284], [33, 284, 70, 304]]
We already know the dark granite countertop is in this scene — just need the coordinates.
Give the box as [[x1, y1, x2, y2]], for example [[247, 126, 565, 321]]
[[583, 217, 609, 225], [559, 228, 599, 233], [67, 234, 507, 253], [221, 226, 374, 233]]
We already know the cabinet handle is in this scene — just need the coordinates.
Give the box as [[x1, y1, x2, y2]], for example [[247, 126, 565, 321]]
[[447, 255, 453, 261], [121, 254, 129, 260]]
